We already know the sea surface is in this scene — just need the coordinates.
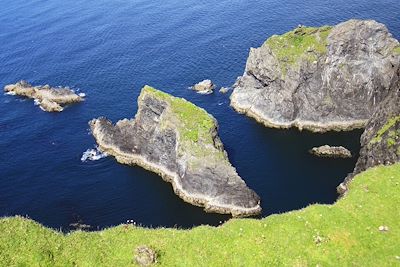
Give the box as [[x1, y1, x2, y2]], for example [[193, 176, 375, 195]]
[[1, 0, 399, 231]]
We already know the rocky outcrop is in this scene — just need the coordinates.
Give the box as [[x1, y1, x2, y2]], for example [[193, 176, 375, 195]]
[[338, 68, 400, 194], [4, 80, 84, 112], [89, 86, 261, 217], [231, 19, 400, 132], [309, 145, 352, 158], [192, 80, 215, 94]]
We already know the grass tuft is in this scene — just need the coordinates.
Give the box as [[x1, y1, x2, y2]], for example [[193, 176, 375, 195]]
[[265, 25, 332, 76]]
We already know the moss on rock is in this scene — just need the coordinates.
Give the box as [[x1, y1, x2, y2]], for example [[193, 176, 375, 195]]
[[264, 25, 332, 74]]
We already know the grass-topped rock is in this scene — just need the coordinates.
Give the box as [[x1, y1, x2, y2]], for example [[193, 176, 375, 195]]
[[231, 19, 400, 132], [89, 86, 261, 216], [265, 25, 332, 76], [4, 80, 84, 112]]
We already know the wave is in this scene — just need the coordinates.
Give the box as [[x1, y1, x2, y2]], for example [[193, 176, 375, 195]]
[[81, 147, 108, 162]]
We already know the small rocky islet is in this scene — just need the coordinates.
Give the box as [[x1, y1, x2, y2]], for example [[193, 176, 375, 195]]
[[4, 80, 84, 112], [309, 145, 352, 158], [192, 79, 215, 94]]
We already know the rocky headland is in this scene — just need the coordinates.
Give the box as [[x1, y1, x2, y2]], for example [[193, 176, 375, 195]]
[[90, 86, 261, 216], [4, 80, 84, 112], [309, 145, 352, 158], [231, 19, 400, 132]]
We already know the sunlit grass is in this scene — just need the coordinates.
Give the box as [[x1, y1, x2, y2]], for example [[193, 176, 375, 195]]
[[1, 163, 399, 266]]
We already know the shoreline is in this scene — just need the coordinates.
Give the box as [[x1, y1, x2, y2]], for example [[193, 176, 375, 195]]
[[230, 99, 367, 133]]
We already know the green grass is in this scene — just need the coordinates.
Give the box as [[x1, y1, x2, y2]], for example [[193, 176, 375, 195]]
[[370, 115, 400, 145], [1, 163, 400, 266], [265, 25, 332, 76], [142, 86, 215, 144]]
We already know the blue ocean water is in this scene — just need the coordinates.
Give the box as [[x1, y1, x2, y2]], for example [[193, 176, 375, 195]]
[[0, 0, 399, 230]]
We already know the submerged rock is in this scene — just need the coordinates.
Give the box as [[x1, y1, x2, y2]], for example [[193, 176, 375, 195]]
[[231, 19, 400, 132], [4, 80, 84, 112], [192, 79, 215, 94], [309, 145, 352, 158], [89, 86, 261, 217]]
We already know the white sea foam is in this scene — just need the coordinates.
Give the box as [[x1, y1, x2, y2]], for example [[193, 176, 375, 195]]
[[81, 147, 108, 162], [34, 99, 41, 106], [78, 92, 86, 97], [5, 91, 16, 96]]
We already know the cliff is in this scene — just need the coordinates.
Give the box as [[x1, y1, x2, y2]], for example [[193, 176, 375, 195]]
[[338, 67, 400, 193], [231, 19, 400, 132], [90, 86, 261, 216], [4, 80, 84, 112]]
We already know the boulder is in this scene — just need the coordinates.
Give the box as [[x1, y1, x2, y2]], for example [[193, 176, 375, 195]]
[[219, 87, 230, 94], [192, 79, 215, 94]]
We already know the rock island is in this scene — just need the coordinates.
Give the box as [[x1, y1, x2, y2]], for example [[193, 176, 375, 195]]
[[90, 86, 261, 216]]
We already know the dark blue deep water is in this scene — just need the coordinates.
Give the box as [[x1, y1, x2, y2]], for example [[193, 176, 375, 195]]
[[1, 0, 399, 231]]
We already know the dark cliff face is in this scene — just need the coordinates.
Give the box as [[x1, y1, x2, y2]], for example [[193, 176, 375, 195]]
[[338, 67, 400, 194], [231, 19, 400, 132], [90, 86, 261, 217]]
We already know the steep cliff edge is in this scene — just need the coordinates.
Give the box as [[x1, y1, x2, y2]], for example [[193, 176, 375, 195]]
[[338, 68, 400, 193], [231, 19, 400, 132], [90, 86, 261, 216]]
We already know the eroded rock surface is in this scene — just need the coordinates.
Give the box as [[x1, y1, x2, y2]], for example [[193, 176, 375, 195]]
[[90, 86, 261, 216], [4, 80, 84, 112], [231, 19, 400, 132], [309, 145, 352, 158], [338, 68, 400, 194]]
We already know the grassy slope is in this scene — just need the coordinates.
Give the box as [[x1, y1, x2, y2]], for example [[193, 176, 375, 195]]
[[1, 164, 399, 266]]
